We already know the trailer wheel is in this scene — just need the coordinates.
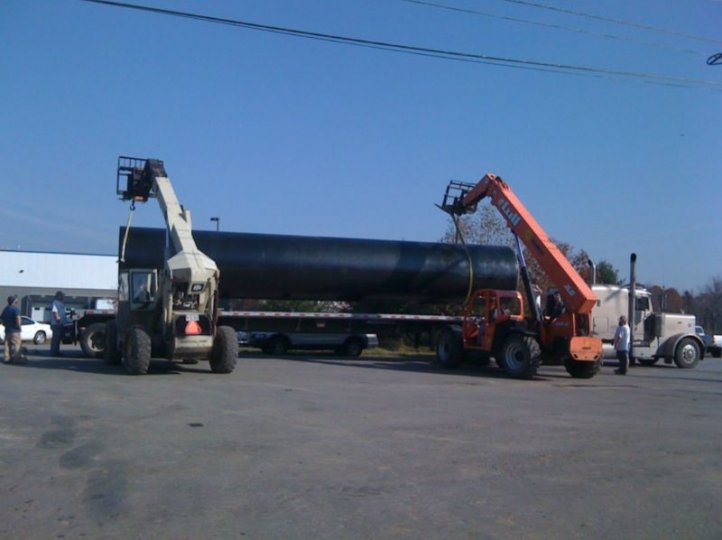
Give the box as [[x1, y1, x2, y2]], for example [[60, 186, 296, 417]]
[[498, 334, 541, 379], [268, 335, 289, 356], [80, 322, 106, 358], [342, 337, 364, 357], [33, 331, 47, 345], [637, 358, 658, 366], [123, 326, 151, 375], [435, 328, 463, 369], [104, 320, 122, 365], [564, 358, 601, 379], [210, 326, 238, 374], [674, 338, 700, 369]]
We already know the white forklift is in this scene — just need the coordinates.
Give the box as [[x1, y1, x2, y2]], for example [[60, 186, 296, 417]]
[[105, 157, 238, 375]]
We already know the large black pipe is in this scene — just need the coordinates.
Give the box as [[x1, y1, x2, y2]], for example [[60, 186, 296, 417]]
[[119, 227, 519, 302]]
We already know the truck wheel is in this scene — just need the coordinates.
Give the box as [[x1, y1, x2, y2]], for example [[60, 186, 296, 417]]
[[80, 322, 106, 358], [123, 326, 151, 375], [498, 334, 541, 379], [342, 337, 364, 357], [674, 338, 700, 369], [637, 358, 658, 366], [435, 328, 463, 369], [210, 326, 238, 374], [33, 331, 47, 345], [104, 320, 122, 365], [268, 335, 289, 355], [564, 358, 601, 379]]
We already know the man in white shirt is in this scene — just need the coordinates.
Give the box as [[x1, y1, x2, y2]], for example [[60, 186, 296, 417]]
[[613, 315, 630, 375]]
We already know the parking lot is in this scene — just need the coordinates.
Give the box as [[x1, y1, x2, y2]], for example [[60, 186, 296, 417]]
[[1, 347, 721, 539]]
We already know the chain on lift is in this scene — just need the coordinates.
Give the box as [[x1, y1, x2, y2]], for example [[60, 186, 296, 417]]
[[119, 199, 136, 263]]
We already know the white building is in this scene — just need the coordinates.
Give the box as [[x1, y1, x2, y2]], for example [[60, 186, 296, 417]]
[[0, 250, 117, 319]]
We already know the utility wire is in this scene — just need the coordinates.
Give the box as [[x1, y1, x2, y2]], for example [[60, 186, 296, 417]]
[[78, 0, 722, 90], [401, 0, 705, 57], [493, 0, 722, 45], [708, 53, 722, 65]]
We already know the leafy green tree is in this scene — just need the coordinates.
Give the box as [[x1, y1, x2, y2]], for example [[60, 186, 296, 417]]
[[594, 260, 622, 285]]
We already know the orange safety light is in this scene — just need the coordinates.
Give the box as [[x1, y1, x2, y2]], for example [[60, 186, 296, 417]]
[[185, 320, 202, 335]]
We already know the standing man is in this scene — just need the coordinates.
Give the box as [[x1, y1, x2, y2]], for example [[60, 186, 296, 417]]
[[613, 315, 631, 375], [1, 295, 22, 363], [50, 290, 68, 357]]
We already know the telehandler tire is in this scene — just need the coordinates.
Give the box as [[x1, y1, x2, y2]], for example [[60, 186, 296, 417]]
[[564, 357, 601, 379], [435, 328, 463, 369], [123, 326, 151, 375], [210, 326, 238, 374], [104, 320, 122, 365], [497, 334, 541, 379]]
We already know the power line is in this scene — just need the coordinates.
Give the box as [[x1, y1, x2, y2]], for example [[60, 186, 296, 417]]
[[78, 0, 722, 90], [708, 53, 722, 65], [400, 0, 705, 57], [493, 0, 722, 45]]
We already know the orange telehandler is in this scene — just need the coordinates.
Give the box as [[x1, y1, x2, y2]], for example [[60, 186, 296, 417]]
[[436, 173, 603, 379]]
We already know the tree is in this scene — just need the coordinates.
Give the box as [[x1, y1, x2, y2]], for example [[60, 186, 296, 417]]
[[594, 260, 622, 285], [694, 276, 722, 333]]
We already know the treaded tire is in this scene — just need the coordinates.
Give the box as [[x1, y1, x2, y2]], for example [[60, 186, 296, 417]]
[[210, 326, 238, 374], [33, 331, 47, 345], [80, 322, 106, 359], [637, 358, 658, 366], [564, 358, 601, 379], [104, 320, 122, 365], [342, 337, 364, 357], [497, 334, 541, 379], [674, 337, 700, 369], [123, 326, 151, 375], [435, 328, 463, 369], [268, 335, 289, 356]]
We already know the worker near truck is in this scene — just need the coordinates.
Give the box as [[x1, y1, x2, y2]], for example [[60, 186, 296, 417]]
[[613, 315, 631, 375], [50, 290, 68, 357], [1, 295, 22, 363]]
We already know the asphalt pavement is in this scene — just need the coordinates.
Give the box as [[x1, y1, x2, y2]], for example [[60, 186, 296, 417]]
[[1, 346, 721, 539]]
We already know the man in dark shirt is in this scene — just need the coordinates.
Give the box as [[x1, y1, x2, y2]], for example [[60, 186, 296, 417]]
[[1, 295, 22, 363]]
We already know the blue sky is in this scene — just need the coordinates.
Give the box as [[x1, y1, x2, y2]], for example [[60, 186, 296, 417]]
[[1, 0, 721, 293]]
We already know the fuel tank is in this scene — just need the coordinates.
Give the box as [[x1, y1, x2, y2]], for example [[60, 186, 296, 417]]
[[119, 227, 519, 302]]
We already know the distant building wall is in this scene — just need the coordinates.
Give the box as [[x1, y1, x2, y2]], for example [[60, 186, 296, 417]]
[[0, 250, 117, 318]]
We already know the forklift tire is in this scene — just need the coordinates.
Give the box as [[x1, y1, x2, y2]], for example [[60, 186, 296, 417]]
[[104, 320, 122, 365], [210, 326, 238, 374], [80, 323, 106, 359], [435, 328, 463, 369], [564, 358, 601, 379], [123, 326, 151, 375], [674, 337, 700, 369], [497, 334, 541, 379]]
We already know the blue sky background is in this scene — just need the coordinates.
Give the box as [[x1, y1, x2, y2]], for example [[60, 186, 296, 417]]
[[1, 0, 721, 293]]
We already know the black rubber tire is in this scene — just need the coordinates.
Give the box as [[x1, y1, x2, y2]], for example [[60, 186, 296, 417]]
[[210, 326, 238, 374], [564, 358, 601, 379], [104, 320, 122, 365], [80, 322, 106, 358], [674, 337, 700, 369], [123, 326, 151, 375], [33, 331, 47, 345], [435, 328, 463, 369], [342, 337, 364, 357], [464, 350, 492, 366], [268, 335, 289, 355], [497, 334, 542, 379], [637, 358, 658, 367]]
